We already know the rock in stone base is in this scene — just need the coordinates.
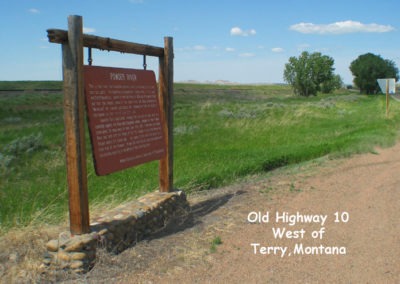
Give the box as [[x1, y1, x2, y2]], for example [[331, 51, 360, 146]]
[[43, 190, 189, 274]]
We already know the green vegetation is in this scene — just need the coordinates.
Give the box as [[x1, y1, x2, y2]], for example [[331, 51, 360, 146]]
[[350, 53, 399, 94], [210, 236, 222, 253], [284, 51, 342, 96], [0, 81, 62, 91], [1, 82, 400, 232], [289, 182, 301, 193]]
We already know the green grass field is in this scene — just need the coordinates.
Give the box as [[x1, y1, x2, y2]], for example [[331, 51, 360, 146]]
[[1, 82, 400, 232]]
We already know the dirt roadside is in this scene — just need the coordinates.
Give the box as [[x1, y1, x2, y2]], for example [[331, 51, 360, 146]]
[[2, 143, 400, 283], [76, 143, 399, 283]]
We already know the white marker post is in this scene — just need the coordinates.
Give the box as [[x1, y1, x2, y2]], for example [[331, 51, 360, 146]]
[[377, 78, 396, 117]]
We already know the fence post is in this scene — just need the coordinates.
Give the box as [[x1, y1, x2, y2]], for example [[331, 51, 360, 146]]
[[158, 37, 174, 192], [62, 15, 90, 234]]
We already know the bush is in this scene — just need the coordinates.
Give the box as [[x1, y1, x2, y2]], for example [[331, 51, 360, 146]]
[[0, 152, 14, 172], [321, 74, 343, 93], [3, 133, 44, 156], [0, 133, 44, 174]]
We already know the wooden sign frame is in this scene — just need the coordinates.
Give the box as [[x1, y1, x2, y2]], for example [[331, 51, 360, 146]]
[[47, 15, 174, 235]]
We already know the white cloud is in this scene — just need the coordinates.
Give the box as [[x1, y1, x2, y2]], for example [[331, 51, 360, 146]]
[[225, 47, 235, 52], [272, 47, 284, 53], [193, 45, 206, 51], [290, 20, 395, 34], [239, 52, 255, 57], [314, 47, 330, 53], [29, 8, 40, 14], [297, 43, 311, 51], [230, 27, 242, 36], [176, 45, 207, 52], [83, 27, 96, 33], [230, 27, 256, 36]]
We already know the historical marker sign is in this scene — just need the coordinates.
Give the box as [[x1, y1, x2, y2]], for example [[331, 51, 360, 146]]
[[84, 66, 166, 175]]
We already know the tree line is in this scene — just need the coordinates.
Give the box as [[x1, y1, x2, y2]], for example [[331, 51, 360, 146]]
[[283, 51, 399, 96]]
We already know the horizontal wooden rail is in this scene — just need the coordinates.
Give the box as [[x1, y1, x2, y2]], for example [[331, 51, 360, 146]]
[[47, 29, 164, 57]]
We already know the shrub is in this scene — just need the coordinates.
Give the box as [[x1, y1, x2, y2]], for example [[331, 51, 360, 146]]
[[3, 133, 44, 156], [0, 133, 44, 174]]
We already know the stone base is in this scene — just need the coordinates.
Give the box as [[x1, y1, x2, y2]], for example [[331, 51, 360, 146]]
[[43, 191, 189, 273]]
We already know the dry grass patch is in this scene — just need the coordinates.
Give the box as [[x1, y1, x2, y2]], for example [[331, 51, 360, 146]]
[[0, 224, 65, 282]]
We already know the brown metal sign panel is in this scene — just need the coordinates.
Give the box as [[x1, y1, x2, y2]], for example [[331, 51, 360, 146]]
[[84, 65, 166, 175]]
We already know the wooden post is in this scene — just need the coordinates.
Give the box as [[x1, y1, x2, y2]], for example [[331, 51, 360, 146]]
[[47, 29, 164, 57], [158, 37, 174, 192], [62, 15, 90, 234], [386, 79, 389, 118]]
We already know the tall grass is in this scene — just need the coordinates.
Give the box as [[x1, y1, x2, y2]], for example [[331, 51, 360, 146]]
[[1, 82, 400, 231]]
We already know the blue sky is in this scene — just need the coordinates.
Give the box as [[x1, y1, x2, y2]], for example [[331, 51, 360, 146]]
[[1, 0, 399, 84]]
